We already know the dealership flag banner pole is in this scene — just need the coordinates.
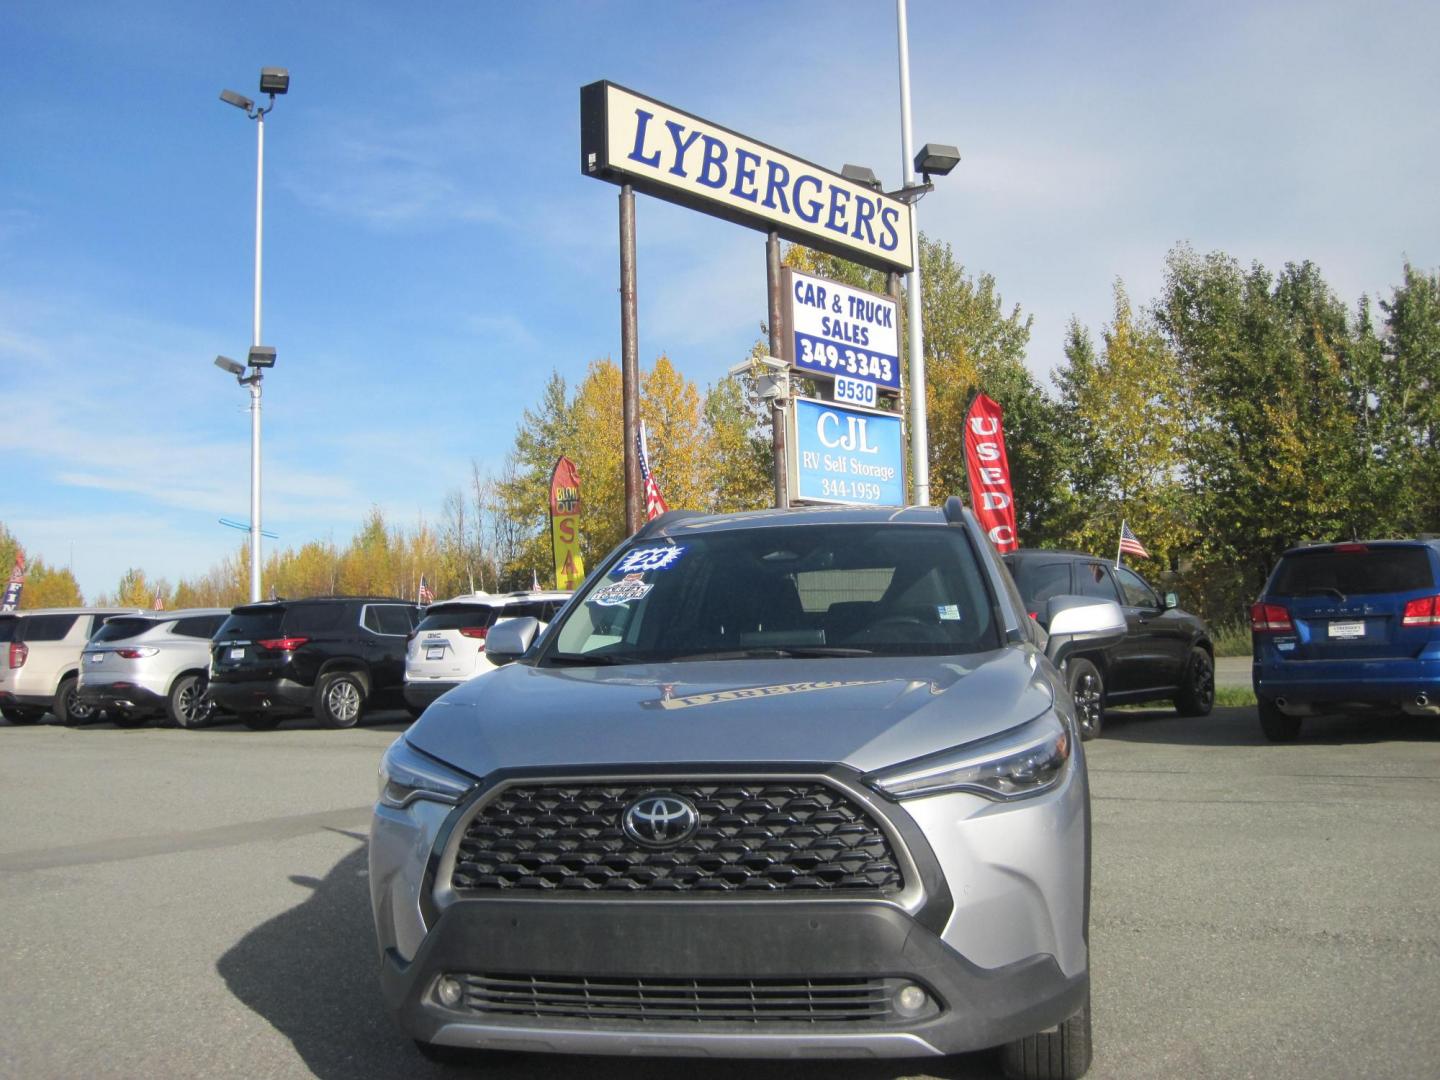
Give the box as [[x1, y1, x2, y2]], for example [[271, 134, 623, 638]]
[[549, 456, 586, 591], [962, 394, 1019, 552], [1, 552, 25, 612]]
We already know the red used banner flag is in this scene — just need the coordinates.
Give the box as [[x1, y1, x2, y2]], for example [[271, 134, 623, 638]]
[[963, 393, 1019, 552]]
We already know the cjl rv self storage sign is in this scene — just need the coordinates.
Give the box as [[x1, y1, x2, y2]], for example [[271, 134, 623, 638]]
[[790, 398, 905, 507], [581, 82, 913, 274], [782, 268, 900, 395]]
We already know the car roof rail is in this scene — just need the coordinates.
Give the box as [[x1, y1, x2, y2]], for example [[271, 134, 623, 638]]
[[634, 508, 708, 540], [942, 495, 967, 526]]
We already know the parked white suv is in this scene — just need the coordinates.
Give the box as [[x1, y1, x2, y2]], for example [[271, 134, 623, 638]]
[[403, 591, 571, 716], [76, 609, 230, 727], [0, 608, 139, 725]]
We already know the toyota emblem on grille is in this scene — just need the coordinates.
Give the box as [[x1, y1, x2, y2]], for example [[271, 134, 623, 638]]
[[622, 793, 699, 847]]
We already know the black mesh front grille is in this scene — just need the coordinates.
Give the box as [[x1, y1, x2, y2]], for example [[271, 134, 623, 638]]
[[458, 973, 894, 1023], [450, 781, 902, 893]]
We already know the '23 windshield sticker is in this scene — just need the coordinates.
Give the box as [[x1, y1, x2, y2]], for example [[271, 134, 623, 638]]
[[587, 573, 654, 607], [609, 545, 686, 576]]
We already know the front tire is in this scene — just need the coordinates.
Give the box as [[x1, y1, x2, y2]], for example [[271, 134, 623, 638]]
[[1001, 989, 1093, 1079], [1174, 648, 1215, 716], [1258, 697, 1301, 742], [315, 672, 366, 729], [166, 674, 210, 728], [53, 676, 97, 726], [1067, 658, 1105, 741]]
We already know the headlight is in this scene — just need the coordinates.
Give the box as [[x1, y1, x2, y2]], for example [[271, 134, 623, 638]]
[[377, 737, 478, 809], [865, 711, 1071, 801]]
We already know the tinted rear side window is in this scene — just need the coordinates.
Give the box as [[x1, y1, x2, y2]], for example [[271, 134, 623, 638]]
[[1076, 563, 1121, 602], [1271, 548, 1435, 596], [172, 615, 226, 639], [17, 614, 80, 642], [416, 605, 496, 632], [285, 605, 349, 634], [370, 605, 414, 635], [92, 617, 155, 643], [217, 609, 285, 639], [1008, 560, 1072, 607], [0, 618, 17, 644]]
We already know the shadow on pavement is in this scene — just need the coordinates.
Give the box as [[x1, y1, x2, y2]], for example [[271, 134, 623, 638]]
[[217, 835, 1000, 1080], [1101, 704, 1440, 747]]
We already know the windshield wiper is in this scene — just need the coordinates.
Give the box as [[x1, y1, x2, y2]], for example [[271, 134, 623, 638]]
[[544, 652, 627, 666], [671, 646, 874, 661]]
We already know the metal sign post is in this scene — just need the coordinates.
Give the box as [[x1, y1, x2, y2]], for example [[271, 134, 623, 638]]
[[619, 184, 641, 534], [766, 232, 788, 508]]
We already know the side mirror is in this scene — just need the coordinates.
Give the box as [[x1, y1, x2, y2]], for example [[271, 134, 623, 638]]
[[1042, 596, 1127, 669], [484, 616, 540, 665], [1164, 592, 1179, 610]]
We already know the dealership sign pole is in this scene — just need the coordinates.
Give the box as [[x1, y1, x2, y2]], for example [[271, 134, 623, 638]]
[[581, 81, 913, 512]]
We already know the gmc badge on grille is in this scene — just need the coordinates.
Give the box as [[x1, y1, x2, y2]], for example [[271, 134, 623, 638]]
[[622, 793, 699, 847]]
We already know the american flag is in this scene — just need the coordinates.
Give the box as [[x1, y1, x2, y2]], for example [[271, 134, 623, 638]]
[[637, 420, 669, 521], [418, 575, 433, 605], [152, 592, 164, 611], [1118, 520, 1150, 560]]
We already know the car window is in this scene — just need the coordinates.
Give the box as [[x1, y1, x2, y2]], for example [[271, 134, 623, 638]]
[[374, 605, 413, 636], [216, 609, 285, 639], [0, 617, 16, 644], [416, 604, 496, 632], [286, 604, 348, 634], [16, 614, 79, 642], [501, 601, 550, 621], [1076, 563, 1121, 603], [172, 615, 226, 639], [1271, 547, 1434, 596], [548, 524, 1001, 661], [91, 617, 154, 643], [1008, 560, 1072, 609], [1113, 566, 1160, 609]]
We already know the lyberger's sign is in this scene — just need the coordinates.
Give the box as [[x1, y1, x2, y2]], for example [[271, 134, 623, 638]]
[[581, 81, 913, 273]]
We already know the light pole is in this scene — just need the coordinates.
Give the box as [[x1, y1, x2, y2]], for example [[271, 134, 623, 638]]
[[219, 68, 288, 602]]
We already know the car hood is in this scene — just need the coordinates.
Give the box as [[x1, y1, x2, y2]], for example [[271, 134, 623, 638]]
[[404, 647, 1054, 778]]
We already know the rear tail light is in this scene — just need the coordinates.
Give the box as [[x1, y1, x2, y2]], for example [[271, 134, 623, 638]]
[[257, 636, 309, 651], [458, 626, 489, 640], [1402, 595, 1440, 627], [115, 647, 159, 660], [8, 642, 27, 669], [1250, 603, 1294, 633]]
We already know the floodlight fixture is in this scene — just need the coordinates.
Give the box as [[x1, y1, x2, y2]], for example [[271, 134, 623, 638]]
[[214, 355, 246, 376], [913, 143, 961, 180], [840, 164, 883, 191], [219, 89, 255, 113], [247, 345, 277, 369], [259, 67, 289, 96]]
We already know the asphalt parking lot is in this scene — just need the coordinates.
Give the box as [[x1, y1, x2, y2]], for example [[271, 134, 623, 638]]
[[1, 704, 1437, 1080]]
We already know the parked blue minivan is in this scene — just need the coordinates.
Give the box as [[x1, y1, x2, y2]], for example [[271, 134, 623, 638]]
[[1251, 539, 1440, 740]]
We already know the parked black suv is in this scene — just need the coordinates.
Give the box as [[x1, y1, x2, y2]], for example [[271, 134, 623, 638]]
[[1004, 550, 1214, 738], [208, 597, 420, 729]]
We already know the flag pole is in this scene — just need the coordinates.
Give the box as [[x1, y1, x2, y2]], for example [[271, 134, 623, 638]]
[[1116, 520, 1124, 569]]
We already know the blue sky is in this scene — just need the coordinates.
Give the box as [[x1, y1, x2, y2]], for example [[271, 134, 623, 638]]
[[3, 1, 1437, 599]]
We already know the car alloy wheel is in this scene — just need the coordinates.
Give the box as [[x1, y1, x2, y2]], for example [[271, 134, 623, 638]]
[[1175, 648, 1215, 717], [1068, 658, 1104, 741], [317, 672, 366, 729]]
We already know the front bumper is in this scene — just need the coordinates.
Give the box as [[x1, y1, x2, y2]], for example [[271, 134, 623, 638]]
[[207, 677, 312, 715], [381, 898, 1085, 1058]]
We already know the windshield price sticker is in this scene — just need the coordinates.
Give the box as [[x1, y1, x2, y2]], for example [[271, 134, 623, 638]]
[[833, 374, 877, 407], [610, 545, 686, 576], [589, 574, 654, 607], [785, 269, 900, 392]]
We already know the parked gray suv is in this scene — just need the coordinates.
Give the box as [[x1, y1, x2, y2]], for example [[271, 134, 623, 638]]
[[77, 609, 230, 727], [369, 502, 1125, 1079]]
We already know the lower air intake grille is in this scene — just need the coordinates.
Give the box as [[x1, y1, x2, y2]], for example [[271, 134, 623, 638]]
[[449, 781, 902, 893], [457, 973, 894, 1023]]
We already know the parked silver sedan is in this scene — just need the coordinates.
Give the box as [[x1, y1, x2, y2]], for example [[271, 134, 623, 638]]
[[369, 502, 1125, 1079]]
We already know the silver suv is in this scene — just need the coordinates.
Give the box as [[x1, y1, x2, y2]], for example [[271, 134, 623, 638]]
[[0, 608, 139, 725], [403, 591, 572, 716], [76, 609, 230, 727], [369, 502, 1124, 1079]]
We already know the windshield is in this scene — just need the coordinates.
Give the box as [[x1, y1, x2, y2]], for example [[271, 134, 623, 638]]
[[545, 523, 1000, 664], [1272, 547, 1434, 597], [416, 604, 496, 632], [215, 608, 284, 640]]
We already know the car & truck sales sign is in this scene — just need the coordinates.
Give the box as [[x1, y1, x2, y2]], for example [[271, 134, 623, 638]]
[[783, 268, 900, 401], [581, 82, 914, 274]]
